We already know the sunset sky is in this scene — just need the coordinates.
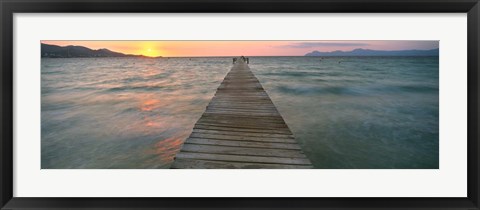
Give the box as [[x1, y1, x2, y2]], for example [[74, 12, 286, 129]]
[[41, 40, 439, 57]]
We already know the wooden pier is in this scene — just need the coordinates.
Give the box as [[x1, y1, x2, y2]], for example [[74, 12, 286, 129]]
[[171, 57, 312, 169]]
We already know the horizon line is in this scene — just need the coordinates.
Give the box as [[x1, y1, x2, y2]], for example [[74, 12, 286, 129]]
[[41, 42, 440, 57]]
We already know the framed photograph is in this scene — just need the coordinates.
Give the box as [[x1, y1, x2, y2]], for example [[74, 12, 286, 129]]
[[1, 0, 479, 209]]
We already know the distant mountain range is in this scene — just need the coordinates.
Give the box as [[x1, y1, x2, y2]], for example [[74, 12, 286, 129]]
[[305, 48, 439, 56], [41, 44, 155, 58]]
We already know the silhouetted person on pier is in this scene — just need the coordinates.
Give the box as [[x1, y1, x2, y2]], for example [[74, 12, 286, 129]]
[[233, 58, 237, 64]]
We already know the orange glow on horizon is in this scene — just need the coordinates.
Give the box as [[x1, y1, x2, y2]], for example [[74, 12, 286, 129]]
[[41, 40, 439, 57]]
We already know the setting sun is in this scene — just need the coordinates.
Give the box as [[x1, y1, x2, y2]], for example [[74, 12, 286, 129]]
[[142, 48, 161, 57]]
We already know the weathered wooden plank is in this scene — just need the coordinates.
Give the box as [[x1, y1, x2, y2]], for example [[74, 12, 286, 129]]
[[199, 115, 283, 122], [189, 133, 296, 143], [197, 121, 287, 128], [186, 138, 301, 150], [198, 118, 286, 125], [171, 158, 313, 169], [204, 110, 282, 117], [200, 112, 284, 120], [206, 107, 278, 112], [199, 117, 285, 125], [211, 98, 271, 101], [175, 152, 312, 165], [195, 122, 291, 131], [196, 120, 288, 129], [194, 124, 293, 135], [207, 103, 276, 107], [205, 108, 279, 113], [192, 129, 294, 138], [218, 84, 263, 88], [210, 100, 272, 103], [181, 144, 306, 158]]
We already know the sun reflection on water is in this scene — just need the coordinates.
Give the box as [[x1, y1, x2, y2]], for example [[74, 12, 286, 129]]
[[41, 57, 229, 168], [139, 99, 162, 111]]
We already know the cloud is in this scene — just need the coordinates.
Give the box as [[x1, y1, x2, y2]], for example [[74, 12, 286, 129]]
[[276, 42, 370, 48]]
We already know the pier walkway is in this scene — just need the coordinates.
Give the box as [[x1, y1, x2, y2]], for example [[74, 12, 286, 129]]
[[171, 58, 312, 169]]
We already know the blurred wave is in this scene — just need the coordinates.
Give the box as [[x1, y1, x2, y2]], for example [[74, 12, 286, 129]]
[[41, 57, 229, 169], [251, 56, 439, 169]]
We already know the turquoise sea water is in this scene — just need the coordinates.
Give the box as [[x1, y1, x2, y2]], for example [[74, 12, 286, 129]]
[[41, 56, 439, 169]]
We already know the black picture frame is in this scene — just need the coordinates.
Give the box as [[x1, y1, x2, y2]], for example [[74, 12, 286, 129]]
[[1, 0, 479, 209]]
